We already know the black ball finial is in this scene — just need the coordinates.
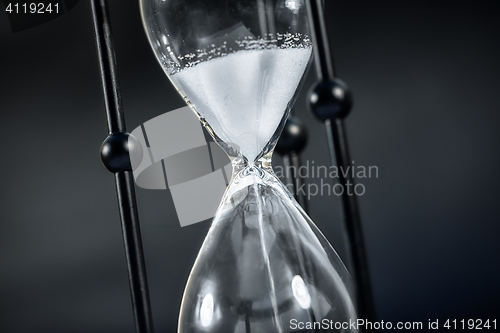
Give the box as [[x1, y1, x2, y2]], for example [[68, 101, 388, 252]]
[[276, 116, 308, 155], [308, 78, 353, 121], [100, 132, 142, 173]]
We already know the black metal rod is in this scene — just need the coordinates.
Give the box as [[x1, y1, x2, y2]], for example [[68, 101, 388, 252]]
[[308, 0, 335, 81], [282, 154, 295, 192], [90, 1, 154, 332], [306, 0, 377, 324], [114, 171, 154, 333], [290, 152, 310, 214], [282, 152, 309, 214], [325, 119, 376, 322], [90, 0, 125, 134], [276, 116, 310, 213]]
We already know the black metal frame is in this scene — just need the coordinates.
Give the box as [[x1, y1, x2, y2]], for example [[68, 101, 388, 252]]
[[90, 0, 375, 331], [90, 1, 154, 332]]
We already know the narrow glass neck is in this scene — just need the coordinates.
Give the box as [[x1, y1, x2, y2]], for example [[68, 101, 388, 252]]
[[231, 150, 275, 178], [221, 150, 287, 208]]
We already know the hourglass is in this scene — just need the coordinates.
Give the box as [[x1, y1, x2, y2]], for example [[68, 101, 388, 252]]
[[139, 0, 358, 331]]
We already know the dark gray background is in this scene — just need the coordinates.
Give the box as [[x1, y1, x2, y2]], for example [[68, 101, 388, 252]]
[[1, 1, 499, 332]]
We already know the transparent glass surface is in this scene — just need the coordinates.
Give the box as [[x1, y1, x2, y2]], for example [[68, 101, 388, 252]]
[[140, 0, 358, 331]]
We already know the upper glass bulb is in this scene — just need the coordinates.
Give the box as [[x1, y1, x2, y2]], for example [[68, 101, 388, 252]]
[[140, 0, 312, 163]]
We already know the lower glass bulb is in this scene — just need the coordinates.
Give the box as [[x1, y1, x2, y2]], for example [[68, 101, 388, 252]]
[[178, 166, 358, 332]]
